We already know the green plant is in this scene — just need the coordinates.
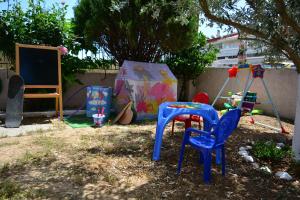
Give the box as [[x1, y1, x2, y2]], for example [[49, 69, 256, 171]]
[[0, 163, 10, 176], [0, 0, 69, 62], [252, 141, 291, 162], [0, 179, 43, 199], [0, 0, 81, 88], [165, 32, 218, 101], [0, 180, 21, 199], [73, 0, 199, 64]]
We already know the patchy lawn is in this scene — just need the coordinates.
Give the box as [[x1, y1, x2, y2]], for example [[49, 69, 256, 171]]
[[0, 115, 299, 199]]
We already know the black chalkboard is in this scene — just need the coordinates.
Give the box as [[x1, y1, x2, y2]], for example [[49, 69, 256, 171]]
[[19, 47, 58, 85]]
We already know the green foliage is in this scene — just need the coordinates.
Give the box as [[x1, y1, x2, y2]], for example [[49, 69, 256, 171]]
[[0, 0, 112, 88], [73, 0, 199, 64], [165, 32, 218, 100], [0, 180, 22, 199], [0, 0, 81, 88], [199, 0, 300, 72], [0, 0, 69, 61], [252, 141, 291, 162]]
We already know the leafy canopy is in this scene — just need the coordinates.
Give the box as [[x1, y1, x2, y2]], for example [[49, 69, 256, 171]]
[[198, 0, 300, 73], [73, 0, 199, 64], [0, 0, 69, 61], [166, 32, 218, 100], [166, 32, 217, 81], [0, 0, 95, 88]]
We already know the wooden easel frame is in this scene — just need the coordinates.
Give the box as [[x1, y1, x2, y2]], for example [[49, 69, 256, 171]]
[[15, 43, 63, 120]]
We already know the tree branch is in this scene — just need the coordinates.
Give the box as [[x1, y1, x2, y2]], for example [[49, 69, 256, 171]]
[[199, 0, 269, 40], [275, 0, 300, 36]]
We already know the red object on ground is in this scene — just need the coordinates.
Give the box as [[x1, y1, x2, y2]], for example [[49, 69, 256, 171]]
[[281, 126, 289, 134], [171, 92, 209, 135], [249, 117, 255, 124], [228, 66, 238, 78]]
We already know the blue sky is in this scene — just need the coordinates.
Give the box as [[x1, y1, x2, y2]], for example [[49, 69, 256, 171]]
[[0, 0, 220, 37]]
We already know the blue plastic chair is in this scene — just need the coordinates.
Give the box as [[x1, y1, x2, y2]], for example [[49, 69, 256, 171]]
[[177, 109, 241, 183]]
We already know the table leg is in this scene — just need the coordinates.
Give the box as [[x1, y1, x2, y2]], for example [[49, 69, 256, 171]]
[[184, 119, 191, 129], [153, 123, 165, 161]]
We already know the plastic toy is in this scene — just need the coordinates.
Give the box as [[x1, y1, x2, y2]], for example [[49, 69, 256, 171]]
[[93, 113, 105, 126], [177, 109, 241, 183], [86, 86, 112, 122], [212, 64, 287, 134]]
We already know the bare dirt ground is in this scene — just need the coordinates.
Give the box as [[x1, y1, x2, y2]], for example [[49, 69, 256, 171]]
[[0, 115, 299, 200]]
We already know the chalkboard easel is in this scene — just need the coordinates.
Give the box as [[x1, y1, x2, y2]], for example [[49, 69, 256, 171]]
[[15, 43, 63, 119]]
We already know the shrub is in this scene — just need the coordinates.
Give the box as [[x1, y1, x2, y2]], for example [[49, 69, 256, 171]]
[[252, 141, 291, 162]]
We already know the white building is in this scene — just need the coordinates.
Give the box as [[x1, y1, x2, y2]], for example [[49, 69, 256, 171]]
[[208, 33, 266, 68]]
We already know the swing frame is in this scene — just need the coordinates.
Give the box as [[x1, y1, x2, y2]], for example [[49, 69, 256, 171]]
[[212, 64, 287, 134]]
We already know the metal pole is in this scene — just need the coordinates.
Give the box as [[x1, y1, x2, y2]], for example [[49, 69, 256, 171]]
[[212, 77, 230, 106], [261, 78, 284, 129]]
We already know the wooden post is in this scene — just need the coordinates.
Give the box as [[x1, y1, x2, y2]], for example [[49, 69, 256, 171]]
[[57, 49, 63, 120]]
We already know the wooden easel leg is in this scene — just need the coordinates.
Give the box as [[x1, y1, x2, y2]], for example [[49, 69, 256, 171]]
[[59, 94, 63, 120], [55, 89, 59, 117]]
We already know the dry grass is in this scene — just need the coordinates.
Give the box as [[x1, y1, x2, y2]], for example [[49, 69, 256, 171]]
[[0, 115, 299, 199]]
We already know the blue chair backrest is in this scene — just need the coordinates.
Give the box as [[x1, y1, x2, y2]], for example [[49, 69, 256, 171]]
[[213, 109, 241, 145]]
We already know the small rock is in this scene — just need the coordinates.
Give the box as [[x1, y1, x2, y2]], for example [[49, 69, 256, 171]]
[[275, 172, 292, 181], [276, 143, 285, 148], [226, 192, 233, 198], [162, 191, 174, 198], [239, 147, 247, 151], [247, 139, 254, 144], [245, 145, 252, 150], [265, 141, 272, 145], [243, 155, 254, 163], [252, 162, 259, 169], [292, 180, 299, 187], [238, 150, 248, 156], [162, 192, 168, 198], [260, 166, 272, 174]]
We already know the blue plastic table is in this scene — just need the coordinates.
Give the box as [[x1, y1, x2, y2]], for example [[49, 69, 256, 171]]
[[152, 102, 219, 161]]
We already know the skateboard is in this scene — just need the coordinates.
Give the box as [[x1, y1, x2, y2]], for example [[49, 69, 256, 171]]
[[5, 75, 24, 128]]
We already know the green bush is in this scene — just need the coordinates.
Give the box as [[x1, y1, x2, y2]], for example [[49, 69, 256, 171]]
[[165, 32, 218, 101], [252, 141, 291, 162]]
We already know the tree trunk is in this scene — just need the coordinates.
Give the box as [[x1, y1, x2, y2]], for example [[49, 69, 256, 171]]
[[179, 79, 189, 101], [293, 74, 300, 161]]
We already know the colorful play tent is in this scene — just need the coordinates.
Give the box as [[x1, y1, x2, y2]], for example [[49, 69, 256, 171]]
[[114, 60, 177, 121]]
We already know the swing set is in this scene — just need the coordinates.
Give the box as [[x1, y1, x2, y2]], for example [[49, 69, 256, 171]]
[[212, 64, 288, 134]]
